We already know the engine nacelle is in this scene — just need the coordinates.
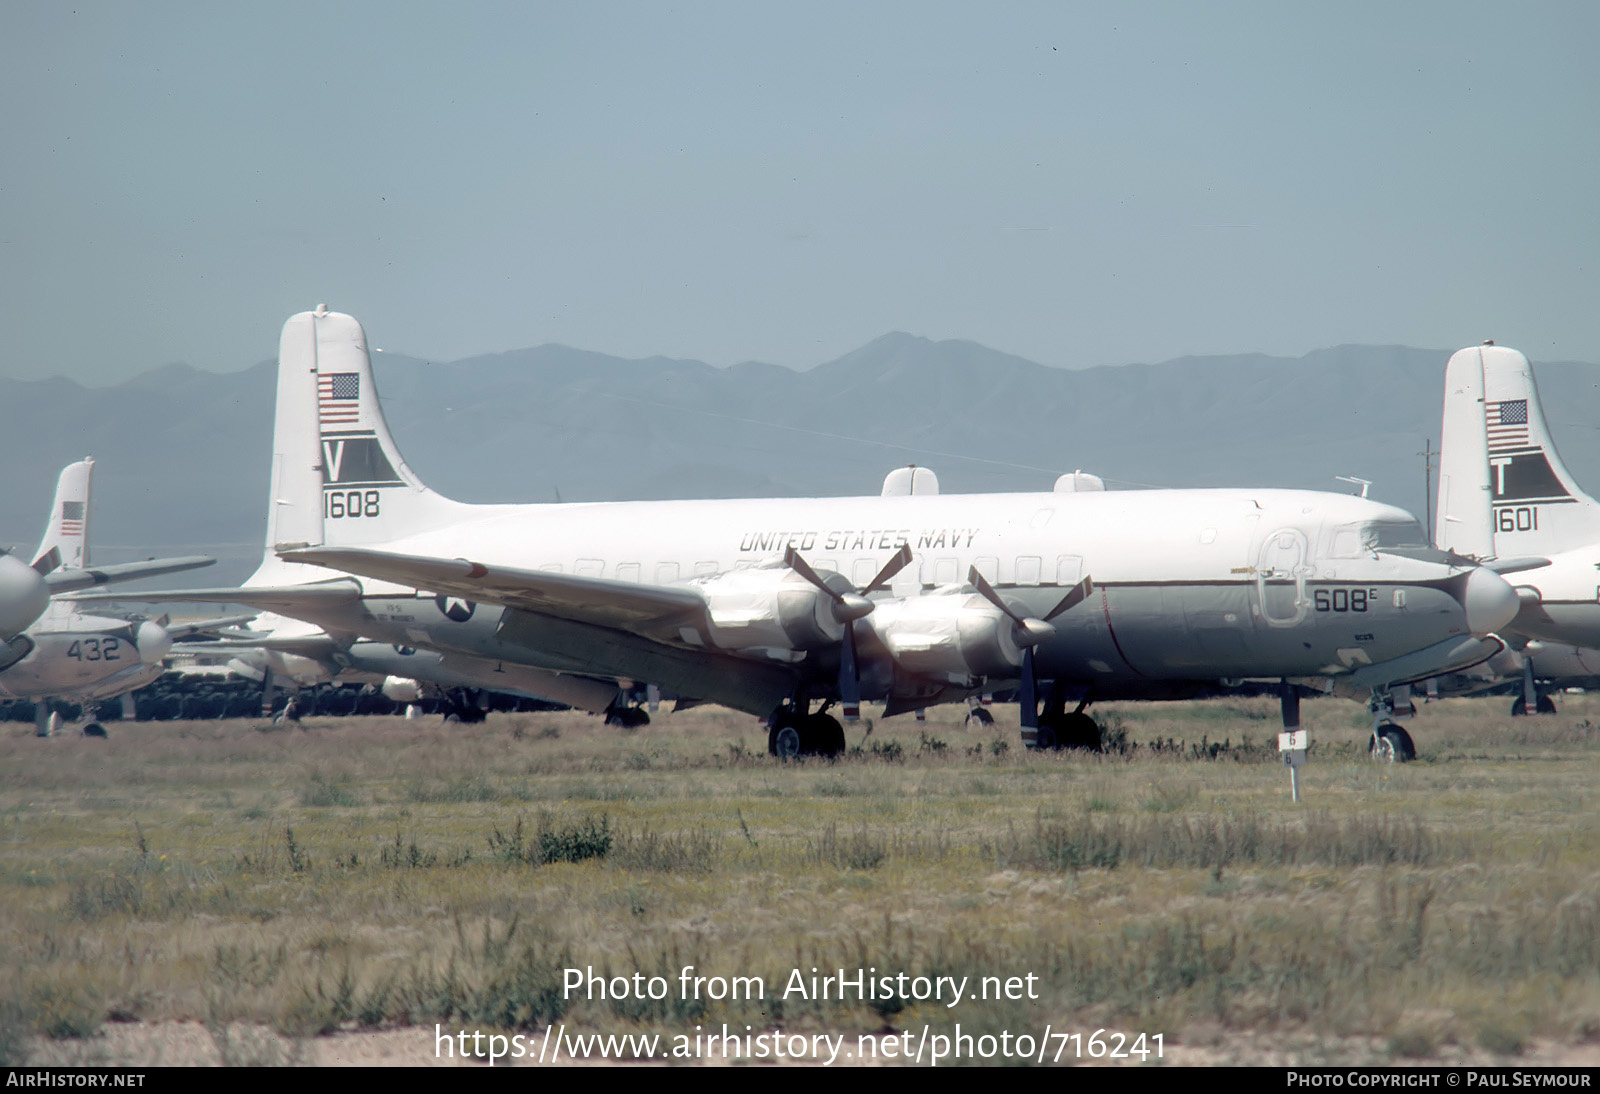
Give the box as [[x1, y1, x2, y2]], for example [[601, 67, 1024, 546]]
[[382, 676, 423, 703], [135, 620, 173, 665], [0, 554, 49, 640], [868, 591, 1030, 680], [694, 562, 854, 652]]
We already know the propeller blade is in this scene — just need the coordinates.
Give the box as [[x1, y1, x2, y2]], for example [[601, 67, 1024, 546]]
[[968, 566, 1027, 627], [860, 544, 915, 596], [786, 547, 876, 621], [838, 623, 861, 722], [1019, 646, 1038, 731], [783, 546, 841, 603], [31, 547, 61, 576], [1043, 576, 1095, 621], [969, 566, 1057, 647]]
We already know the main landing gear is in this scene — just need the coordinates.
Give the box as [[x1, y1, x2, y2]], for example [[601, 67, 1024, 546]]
[[767, 702, 847, 760], [1511, 659, 1556, 716], [1025, 682, 1103, 752], [442, 689, 488, 724], [1509, 694, 1557, 717], [605, 704, 651, 729]]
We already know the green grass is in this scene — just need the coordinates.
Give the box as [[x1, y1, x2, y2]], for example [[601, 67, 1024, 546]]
[[1, 695, 1598, 1064]]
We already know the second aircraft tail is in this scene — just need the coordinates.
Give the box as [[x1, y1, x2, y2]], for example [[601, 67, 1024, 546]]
[[1437, 344, 1600, 559], [33, 458, 93, 572]]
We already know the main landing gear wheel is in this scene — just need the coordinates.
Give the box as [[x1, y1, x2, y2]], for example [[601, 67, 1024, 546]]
[[81, 723, 108, 739], [1033, 711, 1102, 752], [1509, 695, 1557, 716], [767, 711, 845, 759], [965, 707, 995, 727], [808, 713, 846, 758], [1369, 722, 1416, 763], [769, 719, 803, 760]]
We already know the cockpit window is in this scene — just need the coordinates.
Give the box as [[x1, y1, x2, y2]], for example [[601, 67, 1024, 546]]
[[1361, 520, 1428, 552], [1328, 520, 1429, 558]]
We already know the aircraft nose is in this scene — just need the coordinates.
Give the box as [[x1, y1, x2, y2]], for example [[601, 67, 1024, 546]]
[[1462, 566, 1520, 636]]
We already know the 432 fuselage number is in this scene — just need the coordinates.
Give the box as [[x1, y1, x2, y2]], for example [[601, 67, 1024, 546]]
[[67, 637, 121, 661]]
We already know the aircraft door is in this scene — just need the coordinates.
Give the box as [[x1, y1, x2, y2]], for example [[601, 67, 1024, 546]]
[[1256, 528, 1310, 627]]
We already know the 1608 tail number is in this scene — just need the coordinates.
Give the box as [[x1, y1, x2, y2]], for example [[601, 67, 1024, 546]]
[[325, 490, 381, 519]]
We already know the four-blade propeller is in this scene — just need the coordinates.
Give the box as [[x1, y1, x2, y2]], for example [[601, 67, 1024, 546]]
[[785, 544, 915, 721], [969, 566, 1095, 732]]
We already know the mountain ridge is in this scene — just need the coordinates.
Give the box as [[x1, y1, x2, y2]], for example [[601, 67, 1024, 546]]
[[3, 336, 1596, 589]]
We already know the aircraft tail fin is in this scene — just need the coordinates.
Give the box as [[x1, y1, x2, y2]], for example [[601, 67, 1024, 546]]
[[248, 306, 474, 587], [34, 459, 93, 572], [1476, 345, 1600, 556], [1435, 349, 1494, 558]]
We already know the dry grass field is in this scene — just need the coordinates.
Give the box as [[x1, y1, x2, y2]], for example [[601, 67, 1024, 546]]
[[2, 694, 1598, 1067]]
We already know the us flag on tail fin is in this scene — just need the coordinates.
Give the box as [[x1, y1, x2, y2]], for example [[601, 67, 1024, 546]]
[[1487, 400, 1530, 452], [58, 501, 85, 536], [318, 373, 361, 429]]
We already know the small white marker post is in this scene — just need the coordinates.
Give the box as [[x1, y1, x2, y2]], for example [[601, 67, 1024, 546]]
[[1278, 682, 1308, 802], [1278, 729, 1309, 802]]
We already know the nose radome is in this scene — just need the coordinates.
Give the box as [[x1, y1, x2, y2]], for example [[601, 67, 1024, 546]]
[[1463, 567, 1520, 636]]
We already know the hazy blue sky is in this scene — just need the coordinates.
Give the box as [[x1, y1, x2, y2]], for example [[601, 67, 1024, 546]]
[[3, 1, 1596, 383]]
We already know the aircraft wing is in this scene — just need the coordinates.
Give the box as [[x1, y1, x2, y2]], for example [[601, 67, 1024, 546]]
[[44, 556, 216, 594], [281, 547, 707, 634], [280, 547, 798, 715], [162, 614, 262, 640], [68, 578, 364, 613], [172, 634, 340, 658]]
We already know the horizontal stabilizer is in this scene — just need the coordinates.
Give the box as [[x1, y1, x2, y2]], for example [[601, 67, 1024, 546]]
[[44, 555, 215, 594], [1482, 556, 1551, 575], [68, 578, 362, 613]]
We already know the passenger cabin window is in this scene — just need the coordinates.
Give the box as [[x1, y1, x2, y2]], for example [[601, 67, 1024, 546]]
[[932, 558, 959, 585], [1015, 556, 1041, 584], [852, 558, 877, 586], [615, 563, 641, 583], [693, 561, 718, 576], [1056, 555, 1083, 585], [973, 556, 999, 583], [575, 559, 603, 577], [655, 562, 680, 584]]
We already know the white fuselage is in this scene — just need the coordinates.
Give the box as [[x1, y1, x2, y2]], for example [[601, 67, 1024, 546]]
[[0, 603, 170, 704], [269, 486, 1511, 713]]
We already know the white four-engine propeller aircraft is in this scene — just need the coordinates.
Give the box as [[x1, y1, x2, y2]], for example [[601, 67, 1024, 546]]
[[1435, 342, 1600, 714], [2, 459, 218, 735], [95, 308, 1523, 756]]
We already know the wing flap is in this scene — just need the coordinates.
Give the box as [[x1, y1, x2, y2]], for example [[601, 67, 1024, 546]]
[[282, 547, 706, 632]]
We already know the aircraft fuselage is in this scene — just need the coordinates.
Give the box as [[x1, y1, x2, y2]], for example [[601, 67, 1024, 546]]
[[269, 487, 1510, 714]]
